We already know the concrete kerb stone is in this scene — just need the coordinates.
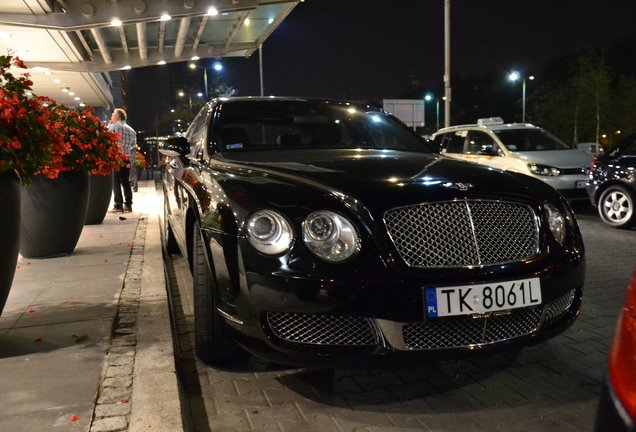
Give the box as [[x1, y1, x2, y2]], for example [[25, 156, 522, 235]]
[[88, 184, 185, 432]]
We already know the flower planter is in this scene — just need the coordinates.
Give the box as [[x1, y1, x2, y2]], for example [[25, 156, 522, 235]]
[[0, 171, 21, 316], [20, 171, 90, 258], [85, 171, 113, 225]]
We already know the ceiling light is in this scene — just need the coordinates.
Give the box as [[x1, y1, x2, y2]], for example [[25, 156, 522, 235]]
[[191, 56, 200, 60], [244, 18, 250, 26], [74, 97, 80, 101], [160, 14, 171, 21], [53, 79, 61, 83], [158, 60, 166, 65], [68, 91, 75, 96], [79, 103, 86, 107], [121, 65, 131, 70], [111, 19, 122, 26], [62, 87, 69, 93], [268, 18, 274, 24], [207, 7, 219, 16]]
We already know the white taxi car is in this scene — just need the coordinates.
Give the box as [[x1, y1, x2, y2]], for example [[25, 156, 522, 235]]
[[431, 117, 595, 201]]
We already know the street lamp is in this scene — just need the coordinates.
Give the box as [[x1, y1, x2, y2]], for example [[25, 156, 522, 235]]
[[189, 60, 223, 99], [508, 71, 534, 122], [424, 93, 440, 131]]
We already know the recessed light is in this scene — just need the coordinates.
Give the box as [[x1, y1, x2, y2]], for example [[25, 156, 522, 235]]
[[160, 14, 171, 21], [157, 60, 166, 65], [111, 19, 122, 27]]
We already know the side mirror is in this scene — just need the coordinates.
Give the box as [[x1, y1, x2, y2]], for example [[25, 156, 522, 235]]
[[159, 136, 189, 158]]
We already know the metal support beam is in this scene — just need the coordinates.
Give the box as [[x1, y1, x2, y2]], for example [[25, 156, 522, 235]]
[[90, 27, 112, 64], [158, 20, 166, 53], [225, 11, 249, 49], [192, 16, 208, 51], [174, 17, 191, 57], [118, 26, 128, 54], [136, 22, 147, 61]]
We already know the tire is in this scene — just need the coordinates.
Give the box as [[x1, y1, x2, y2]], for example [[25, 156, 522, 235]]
[[191, 221, 247, 364], [163, 200, 180, 255], [597, 185, 636, 229]]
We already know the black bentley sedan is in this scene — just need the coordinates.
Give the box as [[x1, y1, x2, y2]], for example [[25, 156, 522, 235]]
[[160, 97, 585, 367]]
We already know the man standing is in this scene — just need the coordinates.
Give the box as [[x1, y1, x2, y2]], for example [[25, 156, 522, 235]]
[[108, 108, 136, 212]]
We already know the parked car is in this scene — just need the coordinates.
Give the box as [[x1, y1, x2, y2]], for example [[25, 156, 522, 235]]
[[587, 133, 636, 228], [431, 117, 594, 201], [160, 97, 585, 367], [595, 269, 636, 431]]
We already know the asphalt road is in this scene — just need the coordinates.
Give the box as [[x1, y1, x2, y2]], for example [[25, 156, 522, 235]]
[[164, 202, 636, 432]]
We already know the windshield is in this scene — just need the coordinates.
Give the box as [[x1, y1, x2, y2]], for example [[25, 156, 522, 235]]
[[213, 100, 434, 153], [493, 128, 570, 151]]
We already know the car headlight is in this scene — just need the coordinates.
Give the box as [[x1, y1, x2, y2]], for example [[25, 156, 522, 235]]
[[544, 203, 566, 244], [246, 210, 293, 255], [302, 211, 360, 263], [528, 163, 561, 176]]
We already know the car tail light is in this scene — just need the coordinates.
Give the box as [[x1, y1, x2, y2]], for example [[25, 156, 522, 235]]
[[589, 159, 597, 174], [608, 270, 636, 420]]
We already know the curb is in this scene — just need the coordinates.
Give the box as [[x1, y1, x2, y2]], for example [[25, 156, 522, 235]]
[[89, 184, 185, 432]]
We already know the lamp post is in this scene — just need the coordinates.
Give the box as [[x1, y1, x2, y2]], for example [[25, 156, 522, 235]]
[[508, 71, 534, 122]]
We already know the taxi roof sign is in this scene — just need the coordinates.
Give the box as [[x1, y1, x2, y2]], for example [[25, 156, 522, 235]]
[[477, 117, 504, 126]]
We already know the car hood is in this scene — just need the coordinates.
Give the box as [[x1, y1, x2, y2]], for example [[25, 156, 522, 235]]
[[513, 149, 594, 168], [216, 149, 555, 209]]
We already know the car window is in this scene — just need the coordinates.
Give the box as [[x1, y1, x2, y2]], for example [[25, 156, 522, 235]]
[[466, 131, 497, 155], [493, 128, 569, 151], [212, 101, 435, 154], [443, 131, 467, 153]]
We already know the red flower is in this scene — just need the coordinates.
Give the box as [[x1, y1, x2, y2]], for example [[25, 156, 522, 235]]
[[38, 104, 126, 177]]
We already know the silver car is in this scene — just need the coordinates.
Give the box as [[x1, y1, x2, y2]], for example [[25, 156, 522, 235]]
[[431, 117, 594, 201]]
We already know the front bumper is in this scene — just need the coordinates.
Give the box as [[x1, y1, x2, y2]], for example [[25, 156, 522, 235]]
[[225, 267, 584, 367], [539, 174, 589, 201]]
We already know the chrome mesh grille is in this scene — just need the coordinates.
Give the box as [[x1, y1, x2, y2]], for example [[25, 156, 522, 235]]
[[402, 307, 542, 350], [401, 290, 577, 350], [543, 289, 576, 323], [266, 312, 377, 346], [384, 200, 539, 268]]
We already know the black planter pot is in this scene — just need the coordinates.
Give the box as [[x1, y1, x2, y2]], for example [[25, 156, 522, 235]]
[[0, 171, 21, 316], [85, 171, 113, 225], [20, 171, 90, 258]]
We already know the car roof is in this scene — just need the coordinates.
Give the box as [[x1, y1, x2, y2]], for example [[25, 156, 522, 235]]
[[433, 119, 542, 136]]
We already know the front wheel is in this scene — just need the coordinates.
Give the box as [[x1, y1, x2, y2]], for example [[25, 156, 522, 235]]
[[598, 185, 636, 229], [191, 221, 247, 364]]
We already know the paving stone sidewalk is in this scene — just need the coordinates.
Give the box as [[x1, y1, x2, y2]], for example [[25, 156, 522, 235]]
[[0, 180, 183, 432]]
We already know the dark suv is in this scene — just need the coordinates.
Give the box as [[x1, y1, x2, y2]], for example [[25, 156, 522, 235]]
[[587, 133, 636, 228]]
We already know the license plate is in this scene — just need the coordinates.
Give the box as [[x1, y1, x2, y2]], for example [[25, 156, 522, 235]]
[[425, 278, 542, 318], [575, 180, 587, 189]]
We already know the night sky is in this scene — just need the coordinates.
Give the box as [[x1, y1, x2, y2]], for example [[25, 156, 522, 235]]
[[128, 0, 636, 132]]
